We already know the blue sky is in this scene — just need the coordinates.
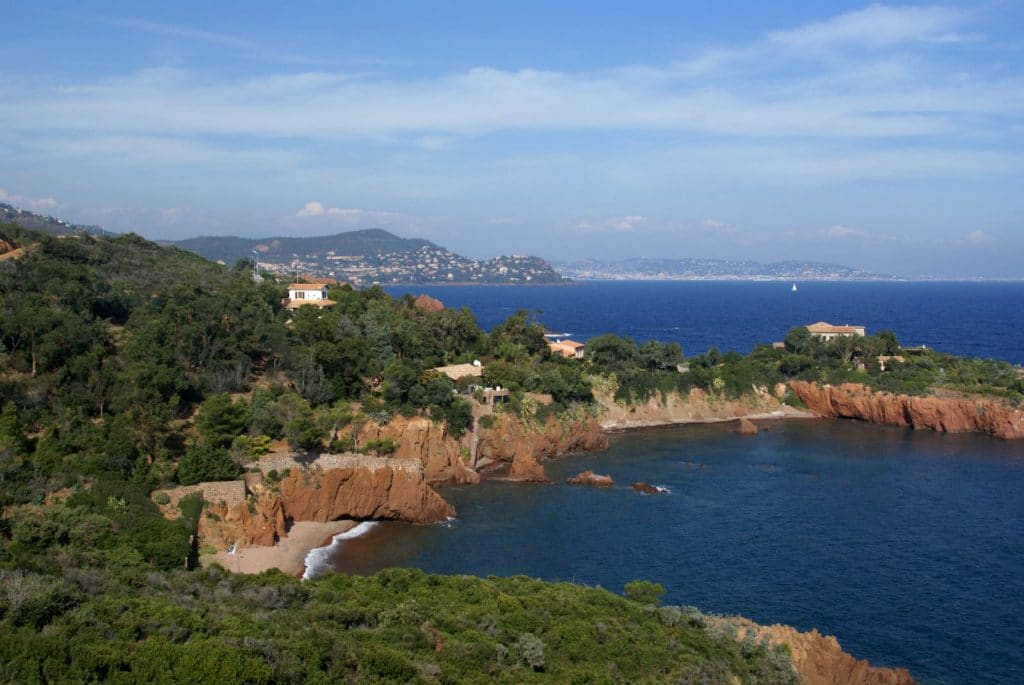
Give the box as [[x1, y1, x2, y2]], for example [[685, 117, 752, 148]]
[[1, 2, 1022, 277]]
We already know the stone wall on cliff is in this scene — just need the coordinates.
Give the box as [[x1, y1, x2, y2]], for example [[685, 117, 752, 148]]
[[789, 381, 1024, 440]]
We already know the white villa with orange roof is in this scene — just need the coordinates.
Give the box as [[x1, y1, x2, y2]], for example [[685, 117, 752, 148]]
[[805, 321, 866, 341], [283, 283, 336, 309]]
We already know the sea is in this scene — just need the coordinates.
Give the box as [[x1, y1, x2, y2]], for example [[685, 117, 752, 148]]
[[310, 282, 1024, 685]]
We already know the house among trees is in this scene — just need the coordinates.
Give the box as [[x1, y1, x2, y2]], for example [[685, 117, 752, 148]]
[[283, 283, 336, 309], [805, 321, 866, 341], [548, 339, 586, 359]]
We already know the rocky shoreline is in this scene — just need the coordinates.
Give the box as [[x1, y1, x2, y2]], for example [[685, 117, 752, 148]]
[[173, 382, 1024, 685]]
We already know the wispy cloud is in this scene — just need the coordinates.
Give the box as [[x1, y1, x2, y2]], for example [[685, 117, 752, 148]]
[[3, 4, 1019, 156], [294, 201, 401, 225], [768, 4, 975, 48]]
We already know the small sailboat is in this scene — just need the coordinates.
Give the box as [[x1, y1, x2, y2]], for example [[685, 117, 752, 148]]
[[791, 283, 798, 292]]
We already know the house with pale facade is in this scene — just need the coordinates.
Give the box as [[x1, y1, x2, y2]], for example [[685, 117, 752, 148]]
[[283, 283, 336, 309], [548, 340, 586, 359], [805, 321, 866, 341]]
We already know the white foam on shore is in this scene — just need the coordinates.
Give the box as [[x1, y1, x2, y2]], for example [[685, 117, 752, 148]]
[[302, 521, 379, 580]]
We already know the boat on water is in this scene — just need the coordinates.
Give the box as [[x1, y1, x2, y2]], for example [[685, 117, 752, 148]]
[[791, 283, 798, 292]]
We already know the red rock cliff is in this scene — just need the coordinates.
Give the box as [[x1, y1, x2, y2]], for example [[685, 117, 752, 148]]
[[731, 618, 916, 685], [279, 461, 455, 524], [355, 415, 480, 485], [475, 413, 608, 481], [789, 381, 1024, 440]]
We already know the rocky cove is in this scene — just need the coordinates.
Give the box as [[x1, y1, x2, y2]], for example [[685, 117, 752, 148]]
[[158, 382, 1024, 684]]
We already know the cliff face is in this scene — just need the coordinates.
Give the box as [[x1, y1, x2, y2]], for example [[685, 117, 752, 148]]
[[196, 457, 454, 550], [279, 460, 455, 524], [355, 415, 480, 485], [475, 413, 608, 481], [201, 495, 287, 549], [790, 381, 1024, 440], [731, 618, 916, 685], [596, 387, 809, 430]]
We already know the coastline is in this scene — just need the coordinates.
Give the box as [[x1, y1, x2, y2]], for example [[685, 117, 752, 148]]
[[599, 406, 816, 432], [209, 519, 359, 576]]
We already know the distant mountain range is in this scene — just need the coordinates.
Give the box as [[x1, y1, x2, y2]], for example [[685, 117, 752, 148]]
[[0, 202, 897, 282], [0, 202, 112, 236], [170, 229, 569, 285], [553, 257, 893, 281]]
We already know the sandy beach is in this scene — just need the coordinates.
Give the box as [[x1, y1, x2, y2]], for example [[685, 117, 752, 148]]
[[209, 519, 359, 576]]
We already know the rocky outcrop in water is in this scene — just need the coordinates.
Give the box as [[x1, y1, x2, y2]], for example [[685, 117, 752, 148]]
[[474, 413, 608, 481], [729, 618, 916, 685], [631, 482, 665, 495], [789, 381, 1024, 440], [736, 418, 759, 435], [566, 470, 614, 487]]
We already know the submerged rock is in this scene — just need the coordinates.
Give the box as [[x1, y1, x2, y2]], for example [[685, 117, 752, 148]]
[[566, 470, 614, 487], [631, 482, 666, 495], [736, 418, 759, 435]]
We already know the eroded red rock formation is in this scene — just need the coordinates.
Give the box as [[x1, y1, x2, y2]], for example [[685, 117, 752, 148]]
[[789, 381, 1024, 440]]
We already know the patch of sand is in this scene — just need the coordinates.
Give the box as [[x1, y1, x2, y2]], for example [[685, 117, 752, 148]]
[[209, 519, 358, 576]]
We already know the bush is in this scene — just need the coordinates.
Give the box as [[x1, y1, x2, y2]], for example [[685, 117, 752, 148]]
[[624, 579, 665, 606], [178, 444, 238, 485], [516, 632, 546, 671], [153, 491, 170, 506]]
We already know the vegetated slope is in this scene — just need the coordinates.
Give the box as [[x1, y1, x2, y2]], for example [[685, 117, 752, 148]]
[[0, 566, 799, 683], [0, 202, 111, 237], [172, 228, 433, 263]]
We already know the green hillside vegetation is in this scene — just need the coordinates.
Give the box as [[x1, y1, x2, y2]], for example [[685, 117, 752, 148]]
[[0, 566, 797, 683]]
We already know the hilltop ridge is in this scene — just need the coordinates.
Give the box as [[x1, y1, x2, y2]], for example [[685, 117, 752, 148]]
[[172, 229, 569, 285]]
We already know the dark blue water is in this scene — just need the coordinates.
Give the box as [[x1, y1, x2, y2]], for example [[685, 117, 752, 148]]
[[324, 421, 1024, 684], [386, 281, 1024, 364], [353, 282, 1024, 683]]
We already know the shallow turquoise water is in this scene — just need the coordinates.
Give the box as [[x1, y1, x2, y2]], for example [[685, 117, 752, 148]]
[[317, 419, 1024, 685]]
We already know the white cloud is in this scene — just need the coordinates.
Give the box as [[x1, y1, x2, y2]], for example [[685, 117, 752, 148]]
[[823, 224, 869, 239], [296, 201, 326, 217], [615, 215, 646, 231], [294, 202, 402, 226], [0, 187, 59, 212], [768, 4, 972, 48], [964, 229, 993, 244]]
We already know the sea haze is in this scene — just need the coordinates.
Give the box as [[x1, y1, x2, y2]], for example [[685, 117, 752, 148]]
[[385, 281, 1024, 364]]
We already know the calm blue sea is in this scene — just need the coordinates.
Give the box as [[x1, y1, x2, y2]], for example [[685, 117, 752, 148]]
[[386, 281, 1024, 364], [328, 281, 1024, 684]]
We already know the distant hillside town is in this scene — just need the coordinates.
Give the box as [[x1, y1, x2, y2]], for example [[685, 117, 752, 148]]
[[172, 229, 569, 285], [554, 257, 893, 281]]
